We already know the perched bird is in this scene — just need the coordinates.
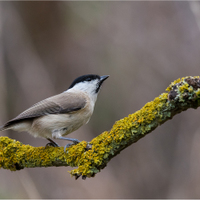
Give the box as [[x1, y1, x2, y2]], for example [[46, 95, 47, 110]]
[[0, 74, 109, 149]]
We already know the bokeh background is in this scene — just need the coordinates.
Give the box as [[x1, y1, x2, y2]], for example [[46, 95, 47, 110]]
[[1, 1, 200, 198]]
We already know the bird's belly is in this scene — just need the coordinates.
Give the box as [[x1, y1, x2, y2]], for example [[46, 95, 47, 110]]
[[29, 112, 91, 139]]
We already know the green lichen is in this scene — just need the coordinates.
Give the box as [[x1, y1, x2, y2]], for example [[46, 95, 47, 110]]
[[166, 76, 199, 92]]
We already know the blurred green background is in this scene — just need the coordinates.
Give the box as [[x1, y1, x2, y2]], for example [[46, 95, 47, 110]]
[[1, 1, 200, 198]]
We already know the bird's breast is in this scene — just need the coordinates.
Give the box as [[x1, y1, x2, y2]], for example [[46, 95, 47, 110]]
[[30, 102, 94, 138]]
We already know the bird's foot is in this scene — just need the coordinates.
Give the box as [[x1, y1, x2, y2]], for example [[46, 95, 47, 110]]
[[45, 138, 60, 147], [64, 139, 80, 152], [45, 142, 60, 147], [85, 143, 92, 150]]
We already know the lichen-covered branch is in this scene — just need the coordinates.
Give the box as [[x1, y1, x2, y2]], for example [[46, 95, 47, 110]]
[[1, 76, 200, 179]]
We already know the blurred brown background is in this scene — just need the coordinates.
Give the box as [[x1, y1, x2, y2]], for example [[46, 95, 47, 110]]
[[0, 1, 200, 198]]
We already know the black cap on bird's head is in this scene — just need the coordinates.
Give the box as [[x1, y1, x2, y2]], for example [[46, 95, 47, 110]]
[[69, 74, 109, 93]]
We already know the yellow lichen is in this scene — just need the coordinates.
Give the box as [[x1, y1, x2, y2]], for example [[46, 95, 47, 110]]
[[166, 76, 200, 92], [1, 76, 200, 178]]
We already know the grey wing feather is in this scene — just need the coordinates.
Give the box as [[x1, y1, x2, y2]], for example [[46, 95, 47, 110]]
[[2, 92, 87, 129]]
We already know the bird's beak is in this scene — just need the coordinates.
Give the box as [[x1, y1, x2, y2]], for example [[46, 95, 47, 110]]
[[100, 75, 109, 84], [96, 75, 109, 93]]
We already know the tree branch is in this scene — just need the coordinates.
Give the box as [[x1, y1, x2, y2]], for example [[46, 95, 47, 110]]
[[1, 76, 200, 179]]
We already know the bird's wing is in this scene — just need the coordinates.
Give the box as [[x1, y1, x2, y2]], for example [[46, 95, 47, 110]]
[[3, 92, 87, 128]]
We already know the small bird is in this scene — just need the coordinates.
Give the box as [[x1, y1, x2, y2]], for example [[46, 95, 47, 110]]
[[0, 74, 109, 149]]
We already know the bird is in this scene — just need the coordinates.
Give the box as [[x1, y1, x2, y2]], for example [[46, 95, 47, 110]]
[[0, 74, 109, 149]]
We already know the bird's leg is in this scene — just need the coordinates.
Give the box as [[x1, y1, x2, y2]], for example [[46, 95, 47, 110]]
[[57, 136, 80, 144], [57, 137, 80, 152], [46, 138, 60, 147]]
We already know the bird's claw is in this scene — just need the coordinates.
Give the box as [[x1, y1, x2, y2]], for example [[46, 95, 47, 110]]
[[46, 138, 60, 148], [64, 139, 80, 152], [45, 142, 60, 148], [85, 143, 92, 150]]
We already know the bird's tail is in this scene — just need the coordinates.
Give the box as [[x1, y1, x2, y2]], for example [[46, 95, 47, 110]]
[[0, 125, 8, 132]]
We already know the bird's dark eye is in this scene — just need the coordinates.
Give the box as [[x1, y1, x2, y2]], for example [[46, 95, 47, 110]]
[[86, 78, 92, 81]]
